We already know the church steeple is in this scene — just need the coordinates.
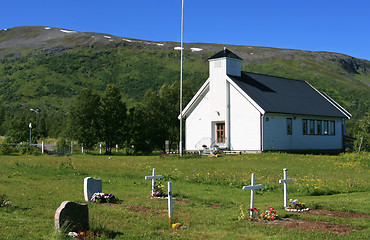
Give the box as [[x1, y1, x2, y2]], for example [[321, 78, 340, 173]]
[[208, 48, 242, 77], [208, 47, 243, 61]]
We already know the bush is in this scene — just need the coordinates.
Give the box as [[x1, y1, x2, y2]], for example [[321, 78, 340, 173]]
[[0, 144, 14, 155], [15, 143, 40, 155]]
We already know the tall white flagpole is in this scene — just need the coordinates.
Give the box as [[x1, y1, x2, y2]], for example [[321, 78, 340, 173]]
[[179, 0, 184, 156]]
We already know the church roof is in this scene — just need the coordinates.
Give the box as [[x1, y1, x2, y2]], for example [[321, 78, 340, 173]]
[[228, 72, 350, 118], [208, 48, 243, 60]]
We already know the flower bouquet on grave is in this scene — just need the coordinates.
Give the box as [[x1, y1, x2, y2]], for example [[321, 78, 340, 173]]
[[91, 193, 117, 203], [250, 206, 278, 221], [259, 205, 278, 221], [153, 181, 168, 198], [286, 199, 310, 212], [0, 194, 11, 207], [239, 205, 278, 221]]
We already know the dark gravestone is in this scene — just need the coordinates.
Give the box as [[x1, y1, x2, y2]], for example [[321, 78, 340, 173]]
[[55, 201, 89, 232]]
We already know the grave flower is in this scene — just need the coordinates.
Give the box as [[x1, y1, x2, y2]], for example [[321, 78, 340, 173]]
[[0, 200, 11, 207], [0, 194, 11, 207], [286, 199, 309, 211], [153, 181, 167, 197], [172, 222, 182, 229], [91, 193, 117, 203], [239, 205, 278, 221]]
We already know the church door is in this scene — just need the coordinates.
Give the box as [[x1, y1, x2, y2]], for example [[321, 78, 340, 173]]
[[216, 123, 225, 144]]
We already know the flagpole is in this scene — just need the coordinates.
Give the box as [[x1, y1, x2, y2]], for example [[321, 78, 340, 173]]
[[179, 0, 184, 156]]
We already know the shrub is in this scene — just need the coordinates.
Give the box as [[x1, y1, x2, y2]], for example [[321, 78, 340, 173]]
[[0, 144, 14, 155]]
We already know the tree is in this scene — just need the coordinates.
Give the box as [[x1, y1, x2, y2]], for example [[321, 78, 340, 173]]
[[68, 88, 101, 149], [133, 80, 194, 153], [354, 110, 370, 152], [5, 113, 34, 143], [0, 103, 5, 135], [99, 84, 127, 154], [127, 102, 152, 154]]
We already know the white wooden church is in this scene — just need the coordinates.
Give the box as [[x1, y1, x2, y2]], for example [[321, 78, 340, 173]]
[[181, 48, 351, 153]]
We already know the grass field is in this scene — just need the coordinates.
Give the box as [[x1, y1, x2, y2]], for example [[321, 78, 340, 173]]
[[0, 152, 369, 239]]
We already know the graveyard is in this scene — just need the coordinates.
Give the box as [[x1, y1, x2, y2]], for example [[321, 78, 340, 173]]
[[0, 152, 369, 239]]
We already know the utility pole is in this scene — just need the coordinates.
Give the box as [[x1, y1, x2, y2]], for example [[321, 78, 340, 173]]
[[179, 0, 184, 156]]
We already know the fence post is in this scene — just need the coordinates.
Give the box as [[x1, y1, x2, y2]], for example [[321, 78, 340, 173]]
[[42, 141, 44, 154]]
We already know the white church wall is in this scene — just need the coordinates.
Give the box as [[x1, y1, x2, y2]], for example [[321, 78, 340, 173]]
[[229, 84, 261, 151], [263, 114, 344, 151], [209, 59, 227, 122], [185, 90, 212, 151]]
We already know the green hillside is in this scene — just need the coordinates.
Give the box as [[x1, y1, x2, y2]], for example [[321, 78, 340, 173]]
[[0, 26, 369, 137]]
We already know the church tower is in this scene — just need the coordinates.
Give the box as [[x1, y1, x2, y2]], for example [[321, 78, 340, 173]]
[[207, 48, 243, 149]]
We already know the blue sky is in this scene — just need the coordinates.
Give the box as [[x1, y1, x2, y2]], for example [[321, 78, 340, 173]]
[[1, 0, 369, 60]]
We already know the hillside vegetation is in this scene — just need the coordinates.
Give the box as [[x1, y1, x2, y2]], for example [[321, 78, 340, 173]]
[[0, 26, 369, 138]]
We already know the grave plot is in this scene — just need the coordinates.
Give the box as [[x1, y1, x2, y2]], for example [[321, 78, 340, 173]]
[[253, 207, 370, 235], [263, 217, 365, 236]]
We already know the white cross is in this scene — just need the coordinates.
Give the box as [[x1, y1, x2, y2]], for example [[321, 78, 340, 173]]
[[279, 168, 292, 208], [145, 168, 163, 196], [242, 173, 263, 217], [168, 182, 173, 219]]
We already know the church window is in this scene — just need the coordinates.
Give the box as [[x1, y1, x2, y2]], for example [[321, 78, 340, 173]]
[[330, 121, 335, 135], [302, 119, 308, 135], [316, 120, 323, 135], [302, 119, 335, 136], [309, 120, 315, 135], [287, 118, 292, 135]]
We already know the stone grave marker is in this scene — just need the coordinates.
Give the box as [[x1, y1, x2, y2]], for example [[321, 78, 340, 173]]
[[55, 201, 89, 232], [165, 140, 170, 154], [279, 168, 292, 208], [145, 168, 163, 196], [84, 177, 102, 202], [242, 173, 263, 217]]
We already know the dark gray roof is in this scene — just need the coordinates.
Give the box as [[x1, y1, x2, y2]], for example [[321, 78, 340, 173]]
[[208, 48, 243, 60], [228, 72, 349, 118]]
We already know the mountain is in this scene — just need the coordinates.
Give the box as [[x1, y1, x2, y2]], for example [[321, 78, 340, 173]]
[[0, 26, 369, 132]]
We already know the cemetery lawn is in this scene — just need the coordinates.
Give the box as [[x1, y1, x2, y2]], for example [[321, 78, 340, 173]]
[[0, 152, 369, 239]]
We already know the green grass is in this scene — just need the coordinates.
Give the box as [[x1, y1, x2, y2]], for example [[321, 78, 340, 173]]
[[0, 152, 369, 239]]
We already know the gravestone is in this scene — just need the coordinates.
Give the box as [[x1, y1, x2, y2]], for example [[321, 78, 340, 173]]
[[165, 140, 170, 154], [145, 168, 163, 196], [168, 182, 173, 219], [84, 177, 102, 202], [242, 173, 264, 217], [55, 201, 89, 232], [279, 168, 292, 208]]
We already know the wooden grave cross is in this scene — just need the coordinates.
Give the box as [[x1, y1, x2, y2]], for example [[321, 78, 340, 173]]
[[279, 168, 292, 208], [145, 168, 163, 196], [168, 182, 173, 219], [242, 173, 263, 217]]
